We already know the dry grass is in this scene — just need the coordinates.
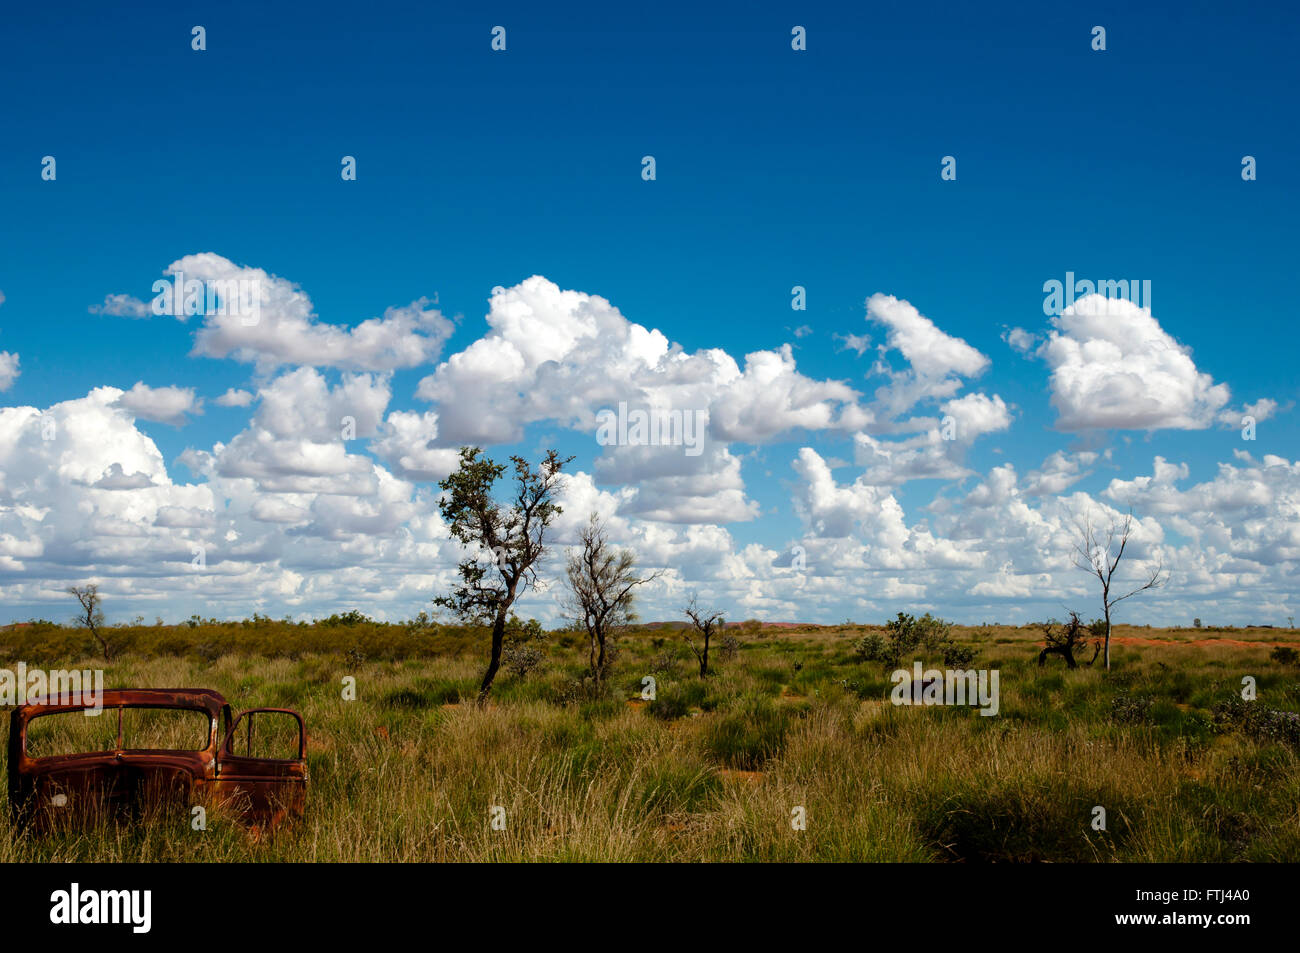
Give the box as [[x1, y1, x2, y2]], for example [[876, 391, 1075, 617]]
[[2, 621, 1298, 861]]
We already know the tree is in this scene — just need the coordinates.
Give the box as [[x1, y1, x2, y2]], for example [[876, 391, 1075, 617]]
[[1037, 612, 1100, 669], [67, 584, 111, 660], [1072, 509, 1167, 671], [562, 513, 661, 683], [435, 447, 571, 703], [682, 596, 725, 677]]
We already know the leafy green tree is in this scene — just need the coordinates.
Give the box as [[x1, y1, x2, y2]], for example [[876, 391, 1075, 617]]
[[435, 447, 571, 703]]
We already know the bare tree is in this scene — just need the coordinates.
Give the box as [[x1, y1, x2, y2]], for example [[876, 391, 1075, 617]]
[[435, 447, 571, 703], [1037, 612, 1100, 669], [563, 513, 661, 683], [68, 584, 111, 660], [682, 596, 725, 677], [1072, 509, 1166, 671]]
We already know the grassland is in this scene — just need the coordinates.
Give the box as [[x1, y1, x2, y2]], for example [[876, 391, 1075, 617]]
[[2, 618, 1299, 862]]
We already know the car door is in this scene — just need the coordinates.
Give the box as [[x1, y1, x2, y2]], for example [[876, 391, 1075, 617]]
[[214, 708, 307, 828]]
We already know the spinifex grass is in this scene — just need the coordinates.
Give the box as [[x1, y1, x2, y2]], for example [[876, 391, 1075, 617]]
[[1, 620, 1297, 861]]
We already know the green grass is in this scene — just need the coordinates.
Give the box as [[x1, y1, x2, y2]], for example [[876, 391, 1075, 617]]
[[1, 619, 1298, 861]]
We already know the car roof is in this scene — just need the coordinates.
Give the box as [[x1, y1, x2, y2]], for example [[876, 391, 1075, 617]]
[[17, 687, 228, 715]]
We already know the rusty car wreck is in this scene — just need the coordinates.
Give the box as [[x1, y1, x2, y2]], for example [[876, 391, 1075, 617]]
[[7, 688, 306, 833]]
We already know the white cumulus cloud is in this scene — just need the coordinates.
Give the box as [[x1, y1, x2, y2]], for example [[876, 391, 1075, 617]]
[[1037, 295, 1234, 430], [113, 382, 202, 426]]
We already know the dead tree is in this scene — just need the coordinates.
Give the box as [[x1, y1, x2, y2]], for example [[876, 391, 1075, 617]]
[[1038, 612, 1100, 669], [1072, 509, 1166, 671], [683, 597, 725, 677]]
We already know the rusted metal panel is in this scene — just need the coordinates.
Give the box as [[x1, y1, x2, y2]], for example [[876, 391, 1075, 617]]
[[211, 707, 308, 828], [7, 687, 306, 834]]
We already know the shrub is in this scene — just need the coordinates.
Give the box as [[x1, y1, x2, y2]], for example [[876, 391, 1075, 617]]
[[503, 614, 544, 643], [1110, 691, 1155, 725], [1270, 646, 1299, 666], [855, 613, 973, 670], [890, 612, 949, 662], [852, 633, 887, 662], [648, 650, 682, 674], [1212, 697, 1300, 748], [545, 674, 611, 705], [501, 614, 548, 679], [503, 642, 546, 679], [942, 642, 977, 668]]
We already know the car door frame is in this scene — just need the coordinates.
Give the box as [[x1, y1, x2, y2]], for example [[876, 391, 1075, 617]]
[[213, 707, 307, 826]]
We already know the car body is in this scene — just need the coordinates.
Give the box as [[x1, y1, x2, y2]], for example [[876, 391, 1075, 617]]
[[7, 687, 306, 833]]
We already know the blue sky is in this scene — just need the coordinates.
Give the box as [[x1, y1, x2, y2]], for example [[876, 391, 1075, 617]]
[[0, 0, 1296, 627]]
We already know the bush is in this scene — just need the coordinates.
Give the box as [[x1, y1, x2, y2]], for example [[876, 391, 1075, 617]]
[[648, 650, 682, 674], [503, 642, 545, 679], [855, 613, 974, 670], [1110, 691, 1155, 725], [1270, 646, 1299, 666], [1212, 697, 1300, 748], [942, 643, 977, 668], [504, 614, 544, 643], [852, 633, 887, 662], [502, 614, 548, 679], [544, 675, 610, 706]]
